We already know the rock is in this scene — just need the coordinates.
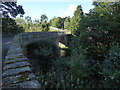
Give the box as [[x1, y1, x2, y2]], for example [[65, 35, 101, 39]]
[[2, 66, 31, 78], [4, 57, 28, 65], [3, 61, 31, 70], [2, 73, 36, 86], [17, 80, 41, 88], [5, 53, 23, 60]]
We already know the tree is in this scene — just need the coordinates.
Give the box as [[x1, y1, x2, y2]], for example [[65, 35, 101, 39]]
[[15, 18, 26, 24], [39, 15, 49, 32], [70, 2, 120, 87], [15, 18, 28, 31], [2, 18, 24, 34], [51, 17, 64, 29], [40, 14, 48, 24], [64, 16, 71, 30], [72, 2, 120, 66], [70, 5, 83, 35], [25, 16, 32, 30], [25, 16, 32, 23], [40, 23, 49, 32], [1, 1, 25, 18], [49, 16, 56, 26], [34, 19, 40, 24], [2, 1, 25, 34]]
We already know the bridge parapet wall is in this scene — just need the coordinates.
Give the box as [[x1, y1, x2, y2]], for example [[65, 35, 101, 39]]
[[2, 35, 41, 89], [18, 32, 66, 46], [2, 32, 71, 89]]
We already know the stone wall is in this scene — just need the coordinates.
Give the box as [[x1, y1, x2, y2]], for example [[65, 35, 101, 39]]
[[2, 35, 41, 89], [2, 32, 71, 89], [18, 32, 65, 46]]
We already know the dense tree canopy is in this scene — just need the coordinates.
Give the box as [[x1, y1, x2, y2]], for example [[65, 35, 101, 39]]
[[2, 1, 25, 34], [43, 2, 120, 88], [64, 16, 71, 30], [51, 17, 65, 29], [16, 14, 50, 32], [70, 5, 84, 35], [1, 1, 25, 18], [40, 14, 48, 24], [2, 1, 120, 88], [70, 2, 120, 87]]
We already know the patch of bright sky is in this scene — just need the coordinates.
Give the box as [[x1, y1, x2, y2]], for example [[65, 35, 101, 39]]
[[17, 1, 94, 21]]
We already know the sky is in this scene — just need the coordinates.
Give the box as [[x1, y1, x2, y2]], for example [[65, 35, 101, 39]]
[[17, 1, 94, 21]]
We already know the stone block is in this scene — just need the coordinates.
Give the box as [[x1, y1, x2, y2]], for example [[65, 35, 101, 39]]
[[3, 61, 31, 70], [2, 66, 31, 78], [17, 80, 41, 88], [5, 53, 24, 60], [2, 73, 36, 86], [4, 57, 28, 65]]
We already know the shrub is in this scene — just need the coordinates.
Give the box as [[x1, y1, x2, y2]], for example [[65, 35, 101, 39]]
[[100, 45, 120, 88], [23, 39, 59, 73], [37, 47, 90, 88], [2, 18, 24, 34]]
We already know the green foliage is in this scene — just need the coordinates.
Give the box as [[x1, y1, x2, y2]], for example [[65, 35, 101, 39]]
[[25, 16, 32, 23], [64, 16, 71, 30], [36, 2, 120, 88], [70, 5, 84, 35], [15, 18, 26, 24], [16, 15, 50, 32], [23, 39, 59, 73], [69, 2, 120, 88], [101, 45, 120, 88], [40, 23, 50, 32], [51, 17, 65, 29], [2, 18, 24, 34], [37, 48, 91, 88], [1, 1, 25, 18], [15, 18, 27, 31], [21, 2, 120, 88], [2, 1, 25, 34], [40, 14, 48, 24]]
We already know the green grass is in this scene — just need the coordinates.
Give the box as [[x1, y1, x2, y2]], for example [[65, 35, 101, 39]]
[[48, 29, 60, 32]]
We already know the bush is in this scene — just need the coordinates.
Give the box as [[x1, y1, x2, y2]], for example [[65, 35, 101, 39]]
[[23, 39, 59, 73], [2, 18, 24, 34], [100, 45, 120, 88], [37, 47, 90, 88], [40, 23, 50, 32]]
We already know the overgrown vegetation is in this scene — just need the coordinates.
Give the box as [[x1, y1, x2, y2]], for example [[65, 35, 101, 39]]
[[2, 1, 50, 34], [23, 39, 59, 74], [23, 2, 120, 89], [69, 2, 120, 88], [15, 14, 50, 32], [2, 1, 25, 34], [2, 18, 24, 34], [6, 1, 119, 89]]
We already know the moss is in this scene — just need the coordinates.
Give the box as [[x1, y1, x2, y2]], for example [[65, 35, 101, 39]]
[[6, 56, 23, 61], [17, 72, 29, 81], [4, 65, 30, 71], [5, 61, 19, 65], [5, 59, 27, 65]]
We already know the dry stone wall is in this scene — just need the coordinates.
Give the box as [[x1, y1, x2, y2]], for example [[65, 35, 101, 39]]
[[2, 35, 41, 89]]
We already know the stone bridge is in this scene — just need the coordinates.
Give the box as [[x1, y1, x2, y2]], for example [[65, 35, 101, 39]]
[[2, 31, 71, 89], [18, 32, 71, 46]]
